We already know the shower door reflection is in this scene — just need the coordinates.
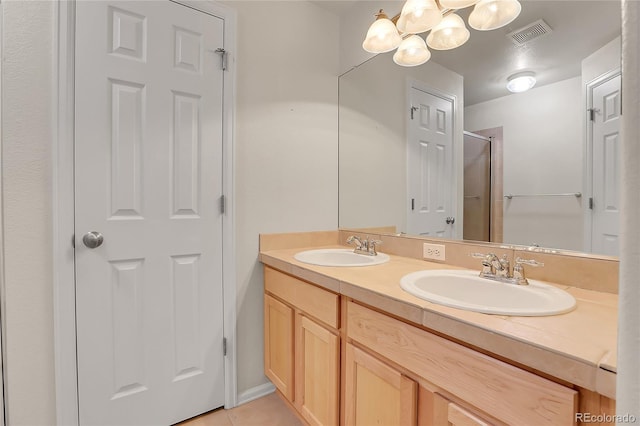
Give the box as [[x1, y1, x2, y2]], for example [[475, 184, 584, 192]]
[[463, 131, 492, 242]]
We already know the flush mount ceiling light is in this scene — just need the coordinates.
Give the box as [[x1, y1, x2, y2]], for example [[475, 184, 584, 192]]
[[363, 0, 522, 67], [506, 71, 536, 93]]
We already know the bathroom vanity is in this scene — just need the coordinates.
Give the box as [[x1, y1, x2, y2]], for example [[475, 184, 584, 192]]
[[260, 230, 617, 426]]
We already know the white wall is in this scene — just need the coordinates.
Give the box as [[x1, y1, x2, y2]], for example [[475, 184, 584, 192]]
[[465, 77, 584, 250], [1, 2, 57, 425], [582, 37, 621, 84], [339, 53, 464, 233], [0, 0, 338, 423], [219, 1, 339, 397]]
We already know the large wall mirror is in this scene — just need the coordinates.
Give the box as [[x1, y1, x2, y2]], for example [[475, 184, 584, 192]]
[[339, 0, 621, 256]]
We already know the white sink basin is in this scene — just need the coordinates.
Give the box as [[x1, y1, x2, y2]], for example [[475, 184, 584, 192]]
[[400, 269, 576, 316], [294, 248, 390, 267]]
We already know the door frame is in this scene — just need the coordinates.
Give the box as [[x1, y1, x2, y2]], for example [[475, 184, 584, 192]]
[[583, 68, 621, 252], [405, 78, 461, 238], [0, 4, 6, 425], [52, 1, 237, 424]]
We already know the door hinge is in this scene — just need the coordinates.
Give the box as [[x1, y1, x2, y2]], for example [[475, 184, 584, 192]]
[[411, 198, 415, 211], [589, 197, 594, 210], [215, 48, 228, 71], [410, 106, 418, 120], [220, 194, 226, 214], [588, 108, 599, 122], [223, 337, 227, 356], [71, 234, 75, 248]]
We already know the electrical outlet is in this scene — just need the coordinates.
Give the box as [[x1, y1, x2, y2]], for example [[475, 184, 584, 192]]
[[423, 243, 446, 261]]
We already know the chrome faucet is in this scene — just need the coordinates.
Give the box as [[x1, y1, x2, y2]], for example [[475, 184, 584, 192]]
[[347, 235, 382, 256], [346, 235, 364, 250], [470, 253, 543, 285], [481, 253, 509, 277]]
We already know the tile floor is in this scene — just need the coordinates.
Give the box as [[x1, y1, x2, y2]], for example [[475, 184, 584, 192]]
[[177, 392, 303, 426]]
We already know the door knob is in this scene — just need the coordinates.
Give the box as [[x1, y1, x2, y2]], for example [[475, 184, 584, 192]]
[[446, 217, 455, 225], [83, 231, 104, 249]]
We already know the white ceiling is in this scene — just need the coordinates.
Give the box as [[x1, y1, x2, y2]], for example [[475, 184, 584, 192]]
[[316, 0, 621, 105]]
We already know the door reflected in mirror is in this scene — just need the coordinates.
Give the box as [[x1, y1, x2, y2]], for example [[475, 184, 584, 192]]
[[338, 0, 621, 256]]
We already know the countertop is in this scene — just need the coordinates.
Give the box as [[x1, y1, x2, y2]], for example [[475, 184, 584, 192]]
[[260, 245, 617, 398]]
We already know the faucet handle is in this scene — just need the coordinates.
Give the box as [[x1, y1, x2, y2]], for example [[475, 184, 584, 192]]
[[512, 257, 544, 285], [515, 257, 544, 267], [470, 252, 490, 259], [369, 239, 382, 254]]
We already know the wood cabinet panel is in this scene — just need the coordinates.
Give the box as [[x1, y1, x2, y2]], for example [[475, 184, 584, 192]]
[[578, 388, 616, 425], [347, 301, 578, 425], [345, 343, 417, 426], [435, 393, 492, 426], [265, 267, 339, 328], [295, 315, 340, 426], [264, 294, 294, 401]]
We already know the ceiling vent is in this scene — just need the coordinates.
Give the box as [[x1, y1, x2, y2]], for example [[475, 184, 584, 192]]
[[507, 19, 553, 46]]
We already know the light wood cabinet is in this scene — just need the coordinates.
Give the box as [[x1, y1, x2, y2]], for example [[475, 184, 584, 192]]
[[431, 393, 493, 426], [264, 294, 294, 401], [344, 343, 417, 426], [295, 314, 340, 426], [346, 300, 577, 426], [264, 267, 340, 424], [263, 265, 615, 426]]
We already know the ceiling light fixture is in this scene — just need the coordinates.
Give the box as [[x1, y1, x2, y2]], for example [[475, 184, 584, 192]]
[[363, 0, 522, 67], [506, 71, 536, 92], [394, 35, 432, 66], [362, 10, 403, 53]]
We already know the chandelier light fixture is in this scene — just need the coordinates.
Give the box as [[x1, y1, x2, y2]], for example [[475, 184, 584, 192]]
[[362, 0, 522, 67]]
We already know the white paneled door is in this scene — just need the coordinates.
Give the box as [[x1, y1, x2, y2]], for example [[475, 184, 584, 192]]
[[407, 86, 455, 237], [75, 2, 225, 424], [591, 74, 621, 256]]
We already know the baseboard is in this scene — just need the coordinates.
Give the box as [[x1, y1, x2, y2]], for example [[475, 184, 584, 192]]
[[236, 382, 276, 406]]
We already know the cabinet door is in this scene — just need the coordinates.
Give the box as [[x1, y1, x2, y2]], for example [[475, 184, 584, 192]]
[[295, 315, 339, 426], [345, 343, 417, 426], [264, 294, 294, 401], [431, 393, 493, 426]]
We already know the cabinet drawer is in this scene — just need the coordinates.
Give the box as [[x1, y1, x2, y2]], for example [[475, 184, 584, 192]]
[[434, 393, 494, 426], [347, 301, 577, 426], [265, 267, 339, 329]]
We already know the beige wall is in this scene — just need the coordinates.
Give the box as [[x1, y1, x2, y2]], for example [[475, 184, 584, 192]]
[[1, 2, 57, 424], [0, 0, 338, 423]]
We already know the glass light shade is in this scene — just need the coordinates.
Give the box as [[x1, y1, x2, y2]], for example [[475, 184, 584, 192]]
[[506, 72, 536, 93], [362, 11, 402, 53], [468, 0, 522, 31], [426, 13, 470, 50], [438, 0, 480, 10], [393, 35, 431, 67], [396, 0, 443, 34]]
